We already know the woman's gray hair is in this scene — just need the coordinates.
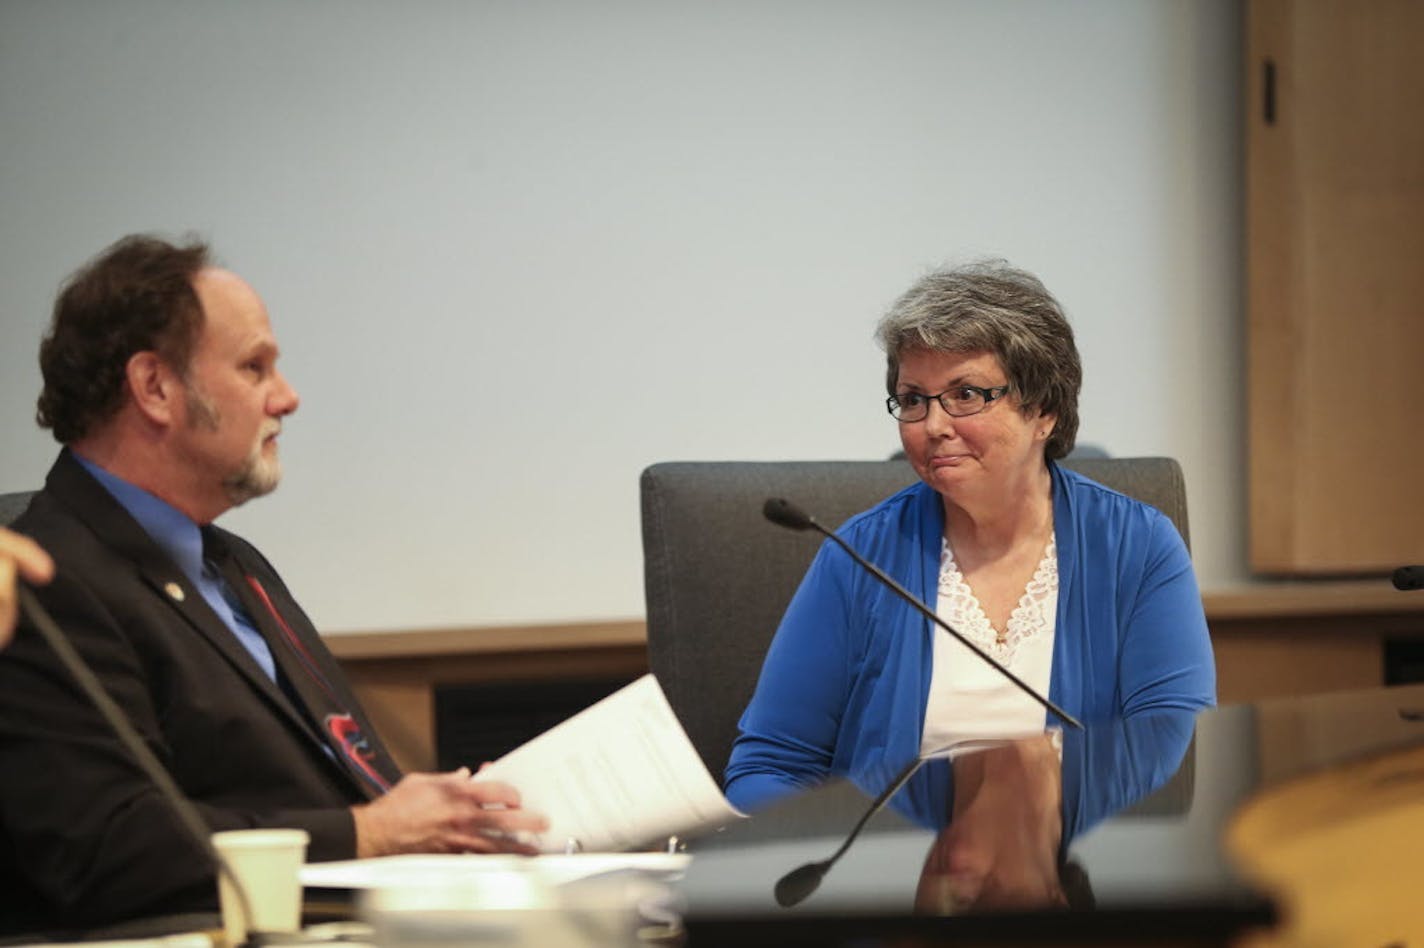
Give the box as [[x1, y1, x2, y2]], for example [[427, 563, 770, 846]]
[[875, 259, 1081, 460]]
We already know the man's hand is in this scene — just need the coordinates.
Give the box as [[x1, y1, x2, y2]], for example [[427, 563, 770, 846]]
[[0, 528, 54, 648], [352, 769, 549, 858]]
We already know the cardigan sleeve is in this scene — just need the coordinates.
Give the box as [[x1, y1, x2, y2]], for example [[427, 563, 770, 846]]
[[1118, 511, 1216, 717], [1062, 509, 1216, 838], [724, 538, 859, 812]]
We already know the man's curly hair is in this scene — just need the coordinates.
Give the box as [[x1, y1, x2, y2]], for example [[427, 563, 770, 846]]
[[36, 235, 210, 444]]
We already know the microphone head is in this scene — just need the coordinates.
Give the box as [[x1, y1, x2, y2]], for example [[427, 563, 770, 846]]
[[1393, 566, 1424, 591], [773, 860, 828, 908], [764, 497, 815, 531]]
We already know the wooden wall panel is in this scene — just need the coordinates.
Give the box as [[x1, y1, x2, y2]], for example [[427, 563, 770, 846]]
[[330, 595, 1424, 769], [1247, 0, 1424, 574]]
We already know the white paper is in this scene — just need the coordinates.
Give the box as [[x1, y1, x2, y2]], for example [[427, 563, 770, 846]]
[[301, 852, 690, 889], [16, 937, 214, 948], [473, 674, 745, 853]]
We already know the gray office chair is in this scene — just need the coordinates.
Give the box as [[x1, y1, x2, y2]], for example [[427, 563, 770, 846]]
[[639, 457, 1196, 812], [0, 491, 35, 527]]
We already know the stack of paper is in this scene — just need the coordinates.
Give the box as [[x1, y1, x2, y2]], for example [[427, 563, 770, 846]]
[[473, 674, 745, 854]]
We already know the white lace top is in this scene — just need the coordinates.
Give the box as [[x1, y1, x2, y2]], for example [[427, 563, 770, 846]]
[[920, 534, 1059, 756]]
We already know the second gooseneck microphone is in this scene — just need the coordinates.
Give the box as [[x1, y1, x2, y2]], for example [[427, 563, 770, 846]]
[[773, 755, 926, 908], [1393, 566, 1424, 591], [762, 496, 1081, 731]]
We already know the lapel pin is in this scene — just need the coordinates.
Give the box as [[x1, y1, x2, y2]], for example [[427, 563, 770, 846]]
[[164, 582, 186, 603]]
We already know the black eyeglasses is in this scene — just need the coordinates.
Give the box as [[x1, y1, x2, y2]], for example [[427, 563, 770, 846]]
[[885, 384, 1010, 422]]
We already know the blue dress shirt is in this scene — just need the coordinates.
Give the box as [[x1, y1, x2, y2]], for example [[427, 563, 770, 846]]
[[73, 455, 278, 682]]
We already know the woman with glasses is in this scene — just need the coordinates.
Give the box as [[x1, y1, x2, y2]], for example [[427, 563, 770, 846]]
[[725, 260, 1216, 855]]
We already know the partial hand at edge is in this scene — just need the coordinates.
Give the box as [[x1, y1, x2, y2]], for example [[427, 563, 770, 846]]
[[0, 528, 55, 648], [352, 769, 550, 858]]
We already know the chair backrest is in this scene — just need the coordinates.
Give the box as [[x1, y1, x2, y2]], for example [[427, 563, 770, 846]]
[[0, 491, 35, 528], [1061, 456, 1190, 550], [639, 457, 1191, 778]]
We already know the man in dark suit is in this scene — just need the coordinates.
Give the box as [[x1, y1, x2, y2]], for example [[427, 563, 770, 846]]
[[0, 236, 546, 935]]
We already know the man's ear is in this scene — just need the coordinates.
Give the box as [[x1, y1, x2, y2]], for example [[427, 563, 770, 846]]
[[125, 351, 183, 427]]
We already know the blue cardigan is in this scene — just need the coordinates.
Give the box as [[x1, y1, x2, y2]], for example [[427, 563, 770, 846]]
[[724, 462, 1216, 838]]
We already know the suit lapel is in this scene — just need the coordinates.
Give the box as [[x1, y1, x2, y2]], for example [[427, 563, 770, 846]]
[[133, 558, 331, 747], [44, 452, 346, 767]]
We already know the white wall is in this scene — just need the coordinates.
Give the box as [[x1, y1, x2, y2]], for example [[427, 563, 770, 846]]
[[0, 0, 1244, 633]]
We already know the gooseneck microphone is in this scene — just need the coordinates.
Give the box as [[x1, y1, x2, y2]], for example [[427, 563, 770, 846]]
[[18, 587, 266, 946], [1393, 566, 1424, 591], [773, 755, 926, 907], [763, 497, 1082, 731]]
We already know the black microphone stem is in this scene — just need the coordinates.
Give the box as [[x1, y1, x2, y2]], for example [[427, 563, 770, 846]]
[[19, 586, 262, 944], [822, 755, 924, 870], [807, 519, 1082, 731], [773, 755, 926, 908]]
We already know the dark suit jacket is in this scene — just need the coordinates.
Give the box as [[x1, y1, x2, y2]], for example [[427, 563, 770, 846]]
[[0, 450, 402, 935]]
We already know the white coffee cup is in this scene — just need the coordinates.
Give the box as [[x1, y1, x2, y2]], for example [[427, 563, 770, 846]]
[[211, 828, 311, 945]]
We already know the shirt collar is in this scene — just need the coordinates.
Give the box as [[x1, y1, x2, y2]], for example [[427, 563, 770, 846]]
[[72, 453, 206, 586]]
